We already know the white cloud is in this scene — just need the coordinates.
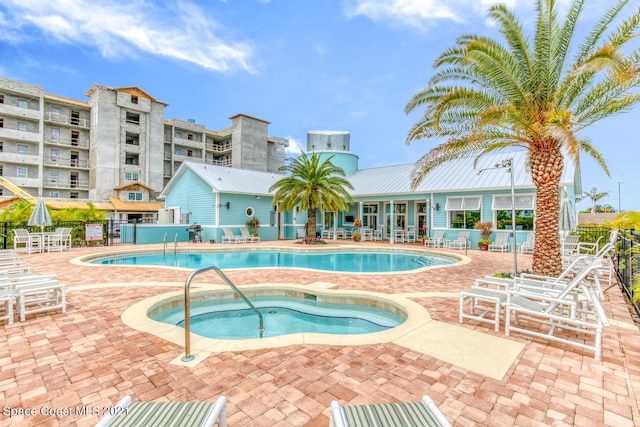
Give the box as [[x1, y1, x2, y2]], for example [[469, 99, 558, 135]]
[[0, 0, 253, 73], [344, 0, 527, 27], [285, 137, 304, 155]]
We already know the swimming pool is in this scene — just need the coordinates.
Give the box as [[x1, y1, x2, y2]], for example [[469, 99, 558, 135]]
[[89, 248, 457, 273], [150, 294, 405, 339]]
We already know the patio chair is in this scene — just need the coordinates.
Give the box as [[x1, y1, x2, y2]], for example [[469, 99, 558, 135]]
[[488, 232, 510, 252], [520, 233, 535, 253], [446, 231, 470, 249], [240, 226, 260, 243], [330, 395, 451, 427], [296, 228, 306, 239], [561, 234, 580, 257], [423, 230, 445, 248], [5, 275, 67, 322], [221, 227, 244, 244], [46, 228, 71, 252], [394, 228, 406, 242], [94, 395, 227, 427], [374, 226, 384, 241], [13, 229, 41, 254], [361, 228, 374, 241], [0, 284, 13, 325], [405, 226, 416, 243]]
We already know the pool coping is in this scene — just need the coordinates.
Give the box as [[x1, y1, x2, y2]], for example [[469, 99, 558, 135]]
[[69, 245, 471, 275]]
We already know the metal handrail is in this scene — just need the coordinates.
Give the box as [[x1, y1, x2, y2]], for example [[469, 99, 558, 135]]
[[163, 233, 168, 256], [182, 266, 265, 362], [174, 233, 178, 255]]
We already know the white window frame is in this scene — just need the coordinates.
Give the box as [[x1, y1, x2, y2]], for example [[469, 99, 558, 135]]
[[50, 170, 59, 183], [17, 144, 28, 154], [128, 192, 143, 201], [18, 99, 28, 109], [51, 128, 60, 141], [492, 194, 535, 210], [18, 122, 28, 132], [125, 172, 139, 181], [445, 195, 482, 229], [17, 167, 27, 178], [49, 191, 59, 198]]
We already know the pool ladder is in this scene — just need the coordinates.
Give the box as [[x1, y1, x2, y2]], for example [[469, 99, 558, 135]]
[[163, 233, 178, 256], [182, 266, 265, 362]]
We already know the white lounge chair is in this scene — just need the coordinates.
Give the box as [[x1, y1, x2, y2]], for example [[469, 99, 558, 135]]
[[405, 226, 416, 243], [561, 234, 580, 257], [221, 227, 244, 244], [330, 395, 451, 427], [423, 230, 445, 248], [46, 227, 72, 251], [240, 226, 260, 243], [488, 232, 510, 252], [446, 231, 470, 249], [94, 395, 227, 427], [0, 284, 13, 325], [7, 275, 67, 322]]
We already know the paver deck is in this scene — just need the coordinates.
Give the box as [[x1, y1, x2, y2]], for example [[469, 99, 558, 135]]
[[0, 240, 638, 426]]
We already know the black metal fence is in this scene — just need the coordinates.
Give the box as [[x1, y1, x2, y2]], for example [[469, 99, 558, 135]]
[[1, 220, 138, 249], [616, 229, 639, 318]]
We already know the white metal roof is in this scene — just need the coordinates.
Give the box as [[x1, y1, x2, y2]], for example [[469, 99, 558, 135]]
[[161, 162, 285, 197], [348, 150, 576, 196], [161, 151, 576, 198]]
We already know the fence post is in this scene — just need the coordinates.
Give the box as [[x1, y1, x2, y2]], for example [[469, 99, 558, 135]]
[[2, 222, 7, 250]]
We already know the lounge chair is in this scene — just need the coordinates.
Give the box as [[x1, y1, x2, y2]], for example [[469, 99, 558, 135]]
[[240, 226, 260, 243], [9, 276, 67, 322], [296, 228, 306, 239], [405, 226, 416, 243], [446, 231, 470, 249], [330, 395, 451, 427], [423, 230, 445, 248], [0, 284, 13, 325], [488, 232, 510, 252], [221, 227, 244, 244], [520, 233, 535, 253], [561, 234, 580, 257], [94, 395, 227, 427], [459, 257, 605, 333]]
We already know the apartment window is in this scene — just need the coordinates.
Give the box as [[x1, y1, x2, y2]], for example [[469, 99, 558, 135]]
[[51, 128, 60, 142], [70, 192, 79, 199], [131, 95, 138, 104], [51, 106, 62, 121], [125, 172, 139, 181], [175, 130, 182, 138], [0, 95, 3, 103], [0, 118, 3, 128], [125, 132, 139, 146], [0, 142, 3, 152], [50, 170, 59, 183], [70, 151, 79, 167], [71, 130, 79, 146], [128, 192, 143, 201], [493, 194, 535, 231], [18, 99, 28, 109], [125, 153, 139, 165], [49, 191, 59, 198], [18, 122, 28, 132], [51, 149, 60, 162], [187, 149, 193, 157], [446, 196, 481, 229], [174, 163, 181, 171], [17, 167, 27, 178], [70, 110, 80, 125], [0, 165, 3, 175], [187, 133, 193, 141], [175, 148, 182, 155], [70, 172, 78, 188], [125, 112, 140, 125], [17, 144, 28, 154]]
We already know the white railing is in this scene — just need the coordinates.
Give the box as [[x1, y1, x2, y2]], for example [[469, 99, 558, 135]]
[[45, 136, 89, 148], [43, 156, 89, 168], [45, 112, 90, 127]]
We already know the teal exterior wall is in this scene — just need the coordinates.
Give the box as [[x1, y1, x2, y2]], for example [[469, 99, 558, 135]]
[[165, 169, 217, 225], [311, 151, 359, 175]]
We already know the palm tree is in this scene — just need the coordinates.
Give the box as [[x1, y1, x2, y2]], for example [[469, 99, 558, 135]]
[[582, 187, 609, 214], [269, 152, 354, 240], [405, 0, 640, 275]]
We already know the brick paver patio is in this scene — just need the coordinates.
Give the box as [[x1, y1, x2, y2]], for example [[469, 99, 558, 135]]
[[0, 240, 638, 426]]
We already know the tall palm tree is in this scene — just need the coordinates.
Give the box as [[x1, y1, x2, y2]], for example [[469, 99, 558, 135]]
[[582, 187, 609, 213], [405, 0, 640, 275], [269, 152, 354, 240]]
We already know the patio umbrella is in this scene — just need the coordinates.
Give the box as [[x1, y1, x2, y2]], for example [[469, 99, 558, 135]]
[[559, 193, 576, 236], [28, 199, 52, 233]]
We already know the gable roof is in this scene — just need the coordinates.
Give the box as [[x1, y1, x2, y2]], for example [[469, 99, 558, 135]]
[[160, 162, 285, 198], [114, 182, 155, 192]]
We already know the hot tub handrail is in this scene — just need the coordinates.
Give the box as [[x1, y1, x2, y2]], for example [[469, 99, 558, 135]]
[[182, 265, 265, 362], [174, 233, 178, 256]]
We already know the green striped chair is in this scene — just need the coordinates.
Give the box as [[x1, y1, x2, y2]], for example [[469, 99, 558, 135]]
[[330, 395, 451, 427], [94, 395, 227, 427]]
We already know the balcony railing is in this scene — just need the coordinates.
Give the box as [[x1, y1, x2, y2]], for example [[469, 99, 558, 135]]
[[45, 136, 89, 149], [43, 179, 90, 189], [44, 112, 90, 128], [206, 157, 232, 167], [205, 141, 232, 152], [43, 156, 89, 169]]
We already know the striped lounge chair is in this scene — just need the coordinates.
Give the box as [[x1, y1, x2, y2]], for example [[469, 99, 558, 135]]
[[330, 395, 451, 427], [94, 395, 227, 427]]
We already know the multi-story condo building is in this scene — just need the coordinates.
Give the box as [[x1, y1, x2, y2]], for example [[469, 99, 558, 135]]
[[0, 77, 288, 207]]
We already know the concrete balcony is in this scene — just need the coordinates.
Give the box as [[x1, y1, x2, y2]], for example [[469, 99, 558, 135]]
[[44, 136, 89, 149], [0, 153, 41, 165], [205, 141, 232, 152], [43, 156, 89, 169], [206, 157, 232, 167], [0, 103, 41, 120], [0, 127, 41, 143], [173, 153, 203, 163], [44, 112, 90, 128], [174, 136, 203, 149], [43, 179, 90, 189]]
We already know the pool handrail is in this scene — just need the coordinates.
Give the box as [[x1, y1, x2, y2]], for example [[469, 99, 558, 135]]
[[174, 233, 178, 256], [182, 265, 265, 362], [163, 233, 168, 256]]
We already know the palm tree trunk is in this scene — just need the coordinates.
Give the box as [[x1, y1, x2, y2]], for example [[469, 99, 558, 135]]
[[307, 208, 316, 240], [530, 147, 564, 276]]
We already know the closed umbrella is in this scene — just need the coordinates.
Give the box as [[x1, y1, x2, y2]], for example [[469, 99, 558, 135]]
[[559, 193, 576, 236], [28, 199, 52, 233]]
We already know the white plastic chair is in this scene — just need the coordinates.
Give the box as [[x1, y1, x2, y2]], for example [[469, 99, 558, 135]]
[[488, 232, 510, 252]]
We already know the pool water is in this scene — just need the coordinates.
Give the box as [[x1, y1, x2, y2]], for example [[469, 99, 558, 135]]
[[151, 295, 405, 339], [94, 249, 454, 273]]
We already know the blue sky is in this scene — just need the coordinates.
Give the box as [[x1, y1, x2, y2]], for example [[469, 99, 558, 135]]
[[0, 0, 638, 211]]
